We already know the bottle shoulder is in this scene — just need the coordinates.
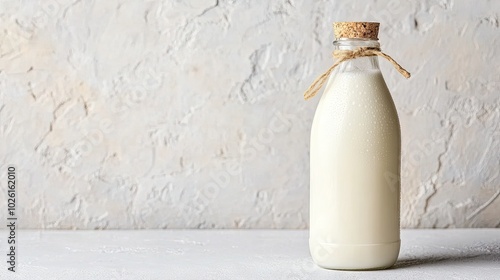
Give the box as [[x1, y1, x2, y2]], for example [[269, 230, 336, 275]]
[[311, 70, 400, 135]]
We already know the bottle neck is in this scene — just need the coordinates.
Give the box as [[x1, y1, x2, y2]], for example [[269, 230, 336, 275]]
[[333, 38, 381, 72]]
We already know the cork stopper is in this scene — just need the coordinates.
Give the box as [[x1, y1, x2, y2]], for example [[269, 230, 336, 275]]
[[333, 22, 380, 40]]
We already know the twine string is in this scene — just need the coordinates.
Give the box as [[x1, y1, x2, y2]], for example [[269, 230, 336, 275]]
[[304, 47, 410, 100]]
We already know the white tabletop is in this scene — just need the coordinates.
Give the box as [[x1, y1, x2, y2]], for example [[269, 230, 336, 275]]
[[0, 229, 499, 279]]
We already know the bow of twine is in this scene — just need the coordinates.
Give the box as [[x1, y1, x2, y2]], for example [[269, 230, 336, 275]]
[[304, 47, 410, 100]]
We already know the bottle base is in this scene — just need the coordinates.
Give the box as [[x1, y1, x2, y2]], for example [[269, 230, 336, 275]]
[[309, 239, 400, 270]]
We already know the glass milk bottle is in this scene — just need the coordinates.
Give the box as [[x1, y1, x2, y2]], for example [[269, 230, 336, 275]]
[[307, 22, 409, 270]]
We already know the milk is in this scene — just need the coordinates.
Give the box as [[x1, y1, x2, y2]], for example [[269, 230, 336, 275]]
[[309, 70, 401, 270]]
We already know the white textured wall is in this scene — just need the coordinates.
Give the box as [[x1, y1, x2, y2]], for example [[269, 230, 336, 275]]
[[0, 0, 499, 229]]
